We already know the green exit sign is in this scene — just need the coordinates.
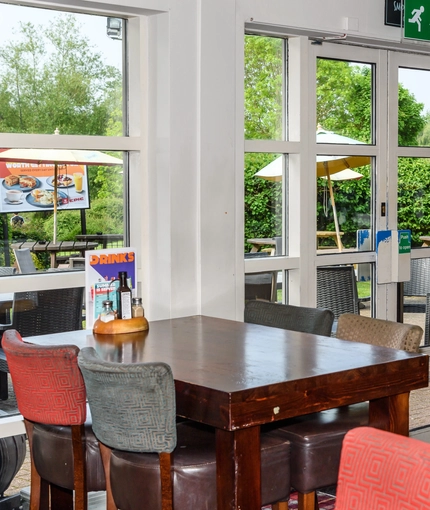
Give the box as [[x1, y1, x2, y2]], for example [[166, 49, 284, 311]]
[[404, 0, 430, 41]]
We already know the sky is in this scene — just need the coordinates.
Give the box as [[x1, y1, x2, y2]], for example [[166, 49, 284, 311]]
[[0, 3, 123, 71], [398, 68, 430, 114]]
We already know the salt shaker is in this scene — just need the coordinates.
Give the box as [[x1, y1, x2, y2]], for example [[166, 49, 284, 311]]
[[100, 300, 116, 322]]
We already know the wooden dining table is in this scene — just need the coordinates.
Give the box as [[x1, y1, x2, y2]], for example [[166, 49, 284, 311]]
[[24, 315, 429, 510]]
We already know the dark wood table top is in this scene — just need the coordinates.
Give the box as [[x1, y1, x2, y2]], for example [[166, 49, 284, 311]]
[[25, 315, 429, 510]]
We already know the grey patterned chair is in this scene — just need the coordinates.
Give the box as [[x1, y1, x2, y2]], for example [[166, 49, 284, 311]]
[[245, 301, 334, 337], [271, 313, 423, 510], [78, 347, 292, 510]]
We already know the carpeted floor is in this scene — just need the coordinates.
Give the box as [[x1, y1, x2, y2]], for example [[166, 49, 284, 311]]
[[287, 491, 336, 509]]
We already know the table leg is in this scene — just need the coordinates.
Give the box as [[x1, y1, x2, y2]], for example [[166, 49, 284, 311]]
[[50, 253, 57, 268], [216, 426, 261, 510], [369, 393, 409, 436]]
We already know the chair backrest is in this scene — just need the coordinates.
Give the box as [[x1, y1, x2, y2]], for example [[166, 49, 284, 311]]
[[317, 265, 360, 319], [335, 427, 430, 510], [13, 248, 36, 274], [404, 258, 430, 297], [245, 252, 277, 302], [245, 301, 334, 337], [1, 329, 86, 425], [78, 347, 177, 453], [10, 287, 84, 337], [336, 313, 422, 352], [0, 267, 15, 276], [245, 272, 277, 302]]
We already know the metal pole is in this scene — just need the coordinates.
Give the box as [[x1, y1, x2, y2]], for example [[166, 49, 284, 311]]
[[1, 213, 10, 266]]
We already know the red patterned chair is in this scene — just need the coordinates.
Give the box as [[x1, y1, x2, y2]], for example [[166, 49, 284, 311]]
[[336, 427, 430, 509], [2, 329, 105, 510]]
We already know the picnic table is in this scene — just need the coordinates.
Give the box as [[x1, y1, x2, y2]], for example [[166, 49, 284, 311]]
[[419, 236, 430, 247], [11, 240, 98, 268]]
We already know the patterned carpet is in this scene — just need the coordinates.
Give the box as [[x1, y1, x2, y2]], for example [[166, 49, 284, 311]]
[[287, 491, 336, 509]]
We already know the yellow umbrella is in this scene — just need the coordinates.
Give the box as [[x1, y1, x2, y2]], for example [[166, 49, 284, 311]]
[[254, 129, 370, 251]]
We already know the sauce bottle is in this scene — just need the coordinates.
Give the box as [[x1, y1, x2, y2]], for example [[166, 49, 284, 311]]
[[117, 271, 132, 319]]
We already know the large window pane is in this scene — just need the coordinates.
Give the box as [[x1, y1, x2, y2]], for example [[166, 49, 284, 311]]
[[0, 3, 124, 136], [244, 35, 284, 141], [398, 68, 428, 147], [398, 157, 430, 246], [1, 151, 124, 270], [244, 153, 284, 255], [316, 156, 372, 252], [317, 59, 373, 145]]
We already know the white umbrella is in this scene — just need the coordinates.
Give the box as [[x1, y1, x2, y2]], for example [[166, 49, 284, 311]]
[[254, 128, 370, 251], [0, 148, 123, 244]]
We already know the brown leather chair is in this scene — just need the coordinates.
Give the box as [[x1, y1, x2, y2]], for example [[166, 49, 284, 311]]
[[271, 313, 423, 510], [78, 346, 291, 510]]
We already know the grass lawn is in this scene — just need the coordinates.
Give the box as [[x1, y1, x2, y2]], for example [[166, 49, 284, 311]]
[[357, 281, 371, 300]]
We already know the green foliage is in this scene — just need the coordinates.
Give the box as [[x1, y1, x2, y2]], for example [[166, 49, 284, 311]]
[[417, 112, 430, 146], [0, 14, 121, 135], [244, 36, 283, 140], [244, 153, 282, 248], [86, 197, 124, 234], [316, 59, 371, 143], [398, 158, 430, 246], [398, 86, 425, 146]]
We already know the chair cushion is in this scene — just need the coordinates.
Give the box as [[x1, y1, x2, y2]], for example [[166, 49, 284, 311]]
[[32, 415, 105, 492], [268, 402, 369, 493], [110, 421, 290, 510]]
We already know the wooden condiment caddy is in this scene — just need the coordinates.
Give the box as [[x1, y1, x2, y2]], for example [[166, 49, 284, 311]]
[[93, 316, 149, 335]]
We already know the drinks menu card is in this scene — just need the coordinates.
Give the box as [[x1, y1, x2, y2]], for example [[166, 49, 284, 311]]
[[85, 247, 136, 328]]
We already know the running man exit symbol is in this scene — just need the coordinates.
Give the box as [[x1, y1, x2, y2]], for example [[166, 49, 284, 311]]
[[404, 0, 430, 40]]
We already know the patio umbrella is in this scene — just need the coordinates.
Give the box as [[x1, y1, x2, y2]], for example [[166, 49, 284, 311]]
[[0, 148, 123, 244], [254, 128, 370, 251]]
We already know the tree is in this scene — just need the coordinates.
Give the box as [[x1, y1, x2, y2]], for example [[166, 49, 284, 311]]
[[0, 13, 125, 265], [0, 14, 121, 135]]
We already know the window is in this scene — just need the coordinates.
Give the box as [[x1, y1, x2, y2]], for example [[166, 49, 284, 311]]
[[0, 3, 128, 273]]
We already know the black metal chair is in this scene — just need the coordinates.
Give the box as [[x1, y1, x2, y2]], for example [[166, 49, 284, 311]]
[[244, 301, 334, 337], [245, 252, 277, 302], [317, 265, 360, 335], [403, 257, 430, 346]]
